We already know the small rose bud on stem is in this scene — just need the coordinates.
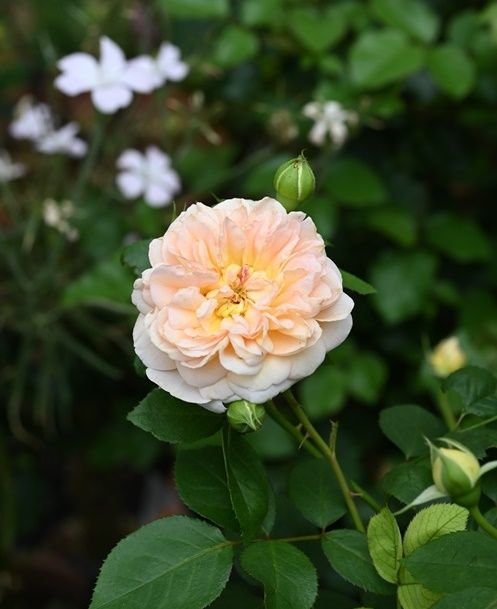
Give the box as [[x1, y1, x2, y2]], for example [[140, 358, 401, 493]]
[[273, 153, 315, 211], [227, 400, 266, 433], [431, 441, 481, 507]]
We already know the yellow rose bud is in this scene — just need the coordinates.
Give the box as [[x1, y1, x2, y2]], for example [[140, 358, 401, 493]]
[[273, 153, 315, 211], [227, 400, 266, 433], [429, 336, 467, 378], [431, 442, 481, 507]]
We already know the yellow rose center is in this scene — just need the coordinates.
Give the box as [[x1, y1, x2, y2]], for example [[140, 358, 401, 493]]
[[209, 264, 254, 319]]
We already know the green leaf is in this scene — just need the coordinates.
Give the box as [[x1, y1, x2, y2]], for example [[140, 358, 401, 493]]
[[426, 214, 491, 262], [403, 504, 469, 556], [248, 417, 296, 460], [210, 583, 264, 609], [240, 0, 283, 27], [443, 367, 497, 415], [367, 508, 402, 583], [405, 531, 497, 592], [175, 447, 238, 531], [300, 364, 347, 419], [288, 459, 347, 528], [382, 460, 433, 504], [128, 389, 224, 444], [212, 26, 258, 68], [432, 588, 497, 608], [346, 351, 387, 404], [63, 253, 133, 311], [371, 251, 437, 324], [379, 405, 445, 458], [241, 541, 318, 609], [326, 158, 386, 207], [89, 516, 233, 609], [322, 530, 395, 595], [341, 270, 377, 295], [371, 0, 439, 43], [158, 0, 228, 18], [350, 29, 424, 89], [121, 239, 150, 276], [222, 431, 269, 539], [313, 590, 357, 609], [287, 7, 347, 54], [398, 567, 442, 609], [366, 208, 417, 247], [428, 44, 476, 99]]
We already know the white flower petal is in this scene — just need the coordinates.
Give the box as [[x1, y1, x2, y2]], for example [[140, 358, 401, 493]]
[[176, 358, 226, 388], [117, 170, 144, 199], [156, 43, 189, 81], [286, 339, 327, 381], [317, 293, 354, 322], [91, 85, 132, 114], [55, 53, 99, 94], [146, 368, 225, 412], [144, 183, 173, 208], [99, 36, 127, 78], [117, 149, 144, 171], [320, 316, 353, 351], [124, 56, 162, 93], [133, 315, 176, 370]]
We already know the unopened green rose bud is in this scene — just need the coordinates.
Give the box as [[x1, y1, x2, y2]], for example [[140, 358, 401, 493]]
[[227, 400, 266, 433], [431, 443, 481, 507], [274, 153, 315, 211]]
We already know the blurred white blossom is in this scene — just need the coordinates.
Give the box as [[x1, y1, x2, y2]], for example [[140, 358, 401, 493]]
[[0, 150, 26, 182], [42, 199, 79, 241], [126, 42, 189, 93], [116, 146, 180, 208], [55, 36, 156, 114], [155, 42, 189, 84], [303, 101, 357, 147], [9, 97, 54, 141], [36, 123, 88, 158]]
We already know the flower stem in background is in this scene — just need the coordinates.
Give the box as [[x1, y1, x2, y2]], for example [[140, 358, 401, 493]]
[[265, 400, 322, 460], [436, 388, 457, 431], [283, 390, 366, 533], [72, 113, 106, 204], [351, 480, 382, 513], [469, 505, 497, 540]]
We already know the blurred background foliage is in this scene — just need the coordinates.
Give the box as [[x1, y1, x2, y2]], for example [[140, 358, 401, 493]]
[[1, 0, 497, 607]]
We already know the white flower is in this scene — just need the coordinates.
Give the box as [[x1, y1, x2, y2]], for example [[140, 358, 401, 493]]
[[55, 36, 156, 114], [42, 199, 79, 241], [125, 42, 189, 93], [155, 42, 189, 83], [116, 146, 181, 208], [0, 150, 26, 183], [9, 97, 54, 141], [303, 101, 357, 147], [36, 122, 88, 158]]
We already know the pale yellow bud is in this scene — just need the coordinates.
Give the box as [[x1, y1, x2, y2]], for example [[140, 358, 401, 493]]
[[429, 336, 467, 378], [431, 442, 481, 507]]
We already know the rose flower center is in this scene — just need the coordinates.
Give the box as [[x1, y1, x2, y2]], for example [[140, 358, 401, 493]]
[[208, 264, 254, 319]]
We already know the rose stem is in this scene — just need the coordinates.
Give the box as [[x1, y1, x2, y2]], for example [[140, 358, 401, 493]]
[[283, 389, 366, 533], [436, 387, 457, 431], [469, 505, 497, 540], [265, 400, 322, 460]]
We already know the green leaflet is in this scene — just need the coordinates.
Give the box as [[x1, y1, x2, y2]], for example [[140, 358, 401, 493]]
[[241, 541, 318, 609], [128, 388, 224, 444], [367, 507, 402, 583], [89, 516, 233, 609]]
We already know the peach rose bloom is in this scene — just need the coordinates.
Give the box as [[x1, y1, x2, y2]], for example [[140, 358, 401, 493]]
[[132, 197, 353, 412]]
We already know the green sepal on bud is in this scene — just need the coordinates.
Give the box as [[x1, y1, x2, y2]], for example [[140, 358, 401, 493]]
[[430, 439, 481, 508], [273, 153, 315, 211], [227, 400, 266, 433]]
